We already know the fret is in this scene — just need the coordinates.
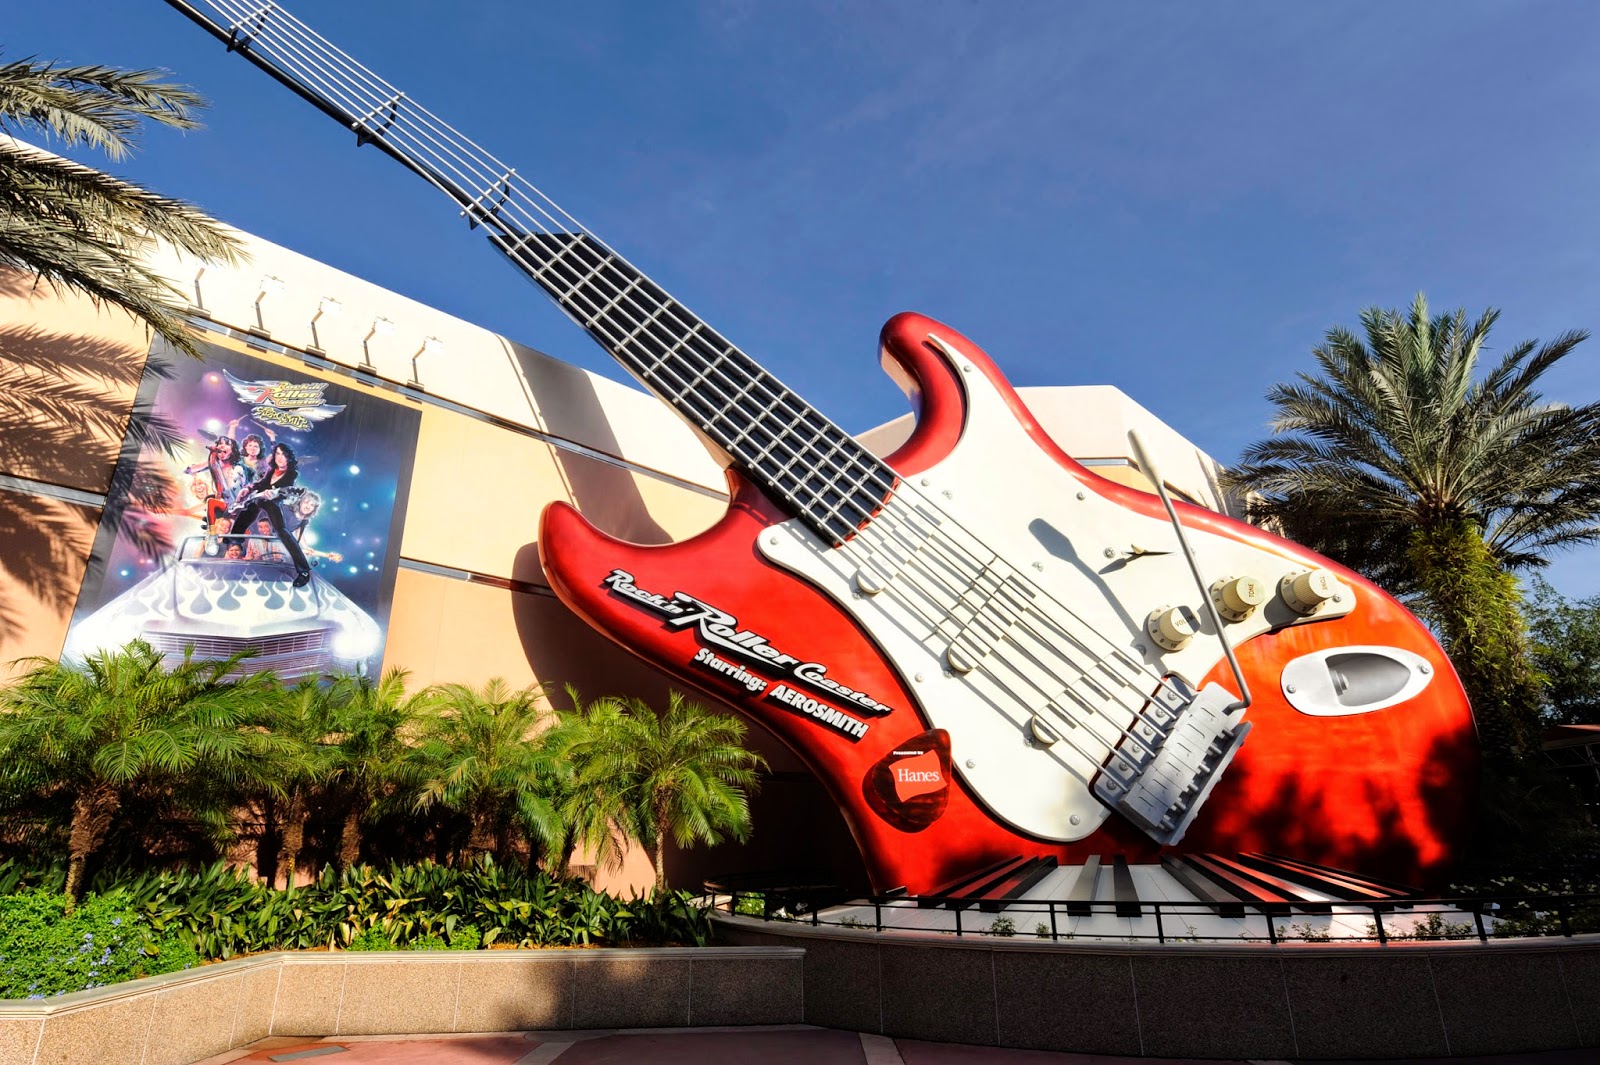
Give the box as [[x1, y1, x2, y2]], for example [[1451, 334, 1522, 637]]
[[461, 169, 516, 229], [711, 378, 774, 451], [553, 251, 618, 308], [584, 275, 646, 330], [614, 298, 678, 356], [527, 236, 587, 288], [634, 322, 705, 383]]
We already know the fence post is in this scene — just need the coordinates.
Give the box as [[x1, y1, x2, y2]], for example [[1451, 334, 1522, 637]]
[[1155, 903, 1165, 944], [1049, 901, 1059, 942], [1372, 907, 1387, 945]]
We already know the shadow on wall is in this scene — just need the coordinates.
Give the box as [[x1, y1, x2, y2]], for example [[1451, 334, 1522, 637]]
[[504, 338, 678, 547], [0, 492, 100, 658], [0, 324, 155, 491], [498, 341, 866, 888], [509, 541, 867, 891], [0, 314, 173, 656]]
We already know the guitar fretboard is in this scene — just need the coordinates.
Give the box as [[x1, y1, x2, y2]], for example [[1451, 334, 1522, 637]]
[[167, 0, 897, 546], [494, 231, 892, 543]]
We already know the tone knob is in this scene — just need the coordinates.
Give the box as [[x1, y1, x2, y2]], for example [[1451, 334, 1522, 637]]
[[1211, 575, 1267, 622], [1145, 606, 1196, 651], [1280, 568, 1339, 615]]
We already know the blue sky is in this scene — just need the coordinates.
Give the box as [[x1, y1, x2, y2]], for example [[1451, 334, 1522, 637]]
[[10, 1, 1600, 595]]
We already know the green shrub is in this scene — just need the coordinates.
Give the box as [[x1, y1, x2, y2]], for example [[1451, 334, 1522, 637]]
[[107, 858, 704, 959], [0, 890, 198, 999], [987, 915, 1016, 937], [0, 856, 707, 988]]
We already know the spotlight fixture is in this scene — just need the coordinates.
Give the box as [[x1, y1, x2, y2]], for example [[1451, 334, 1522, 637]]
[[191, 266, 209, 315], [410, 336, 444, 389], [252, 275, 285, 335], [307, 296, 342, 354], [360, 316, 394, 371]]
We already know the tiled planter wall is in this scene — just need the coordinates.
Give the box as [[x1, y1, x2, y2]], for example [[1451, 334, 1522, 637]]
[[717, 917, 1600, 1060], [0, 946, 803, 1065]]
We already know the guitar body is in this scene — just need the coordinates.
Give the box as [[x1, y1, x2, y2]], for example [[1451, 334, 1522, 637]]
[[542, 313, 1479, 893]]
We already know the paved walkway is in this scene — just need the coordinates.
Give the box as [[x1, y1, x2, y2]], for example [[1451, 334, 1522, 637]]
[[199, 1025, 1596, 1065]]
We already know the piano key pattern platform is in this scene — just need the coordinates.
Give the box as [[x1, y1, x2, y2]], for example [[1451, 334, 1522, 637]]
[[813, 852, 1492, 944]]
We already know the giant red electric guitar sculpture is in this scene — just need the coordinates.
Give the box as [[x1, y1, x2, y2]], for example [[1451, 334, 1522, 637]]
[[170, 1, 1479, 892]]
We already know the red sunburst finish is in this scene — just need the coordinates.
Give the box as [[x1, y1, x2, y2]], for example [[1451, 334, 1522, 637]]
[[540, 313, 1478, 893]]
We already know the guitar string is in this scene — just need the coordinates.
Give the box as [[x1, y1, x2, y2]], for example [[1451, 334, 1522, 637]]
[[202, 0, 1190, 768], [199, 1, 1214, 781], [200, 0, 1192, 776]]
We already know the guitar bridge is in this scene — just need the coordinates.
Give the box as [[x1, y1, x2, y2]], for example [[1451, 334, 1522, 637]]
[[1092, 681, 1251, 846]]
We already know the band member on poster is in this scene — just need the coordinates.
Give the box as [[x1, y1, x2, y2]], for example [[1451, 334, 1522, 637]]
[[229, 443, 313, 586], [183, 435, 247, 526], [238, 432, 269, 480]]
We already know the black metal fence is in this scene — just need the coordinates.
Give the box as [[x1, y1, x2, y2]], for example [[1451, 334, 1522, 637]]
[[702, 876, 1600, 946]]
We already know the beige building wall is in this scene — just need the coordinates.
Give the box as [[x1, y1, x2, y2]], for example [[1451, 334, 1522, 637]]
[[0, 267, 155, 673]]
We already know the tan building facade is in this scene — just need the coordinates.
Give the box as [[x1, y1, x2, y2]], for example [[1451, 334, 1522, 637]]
[[1, 221, 1237, 891]]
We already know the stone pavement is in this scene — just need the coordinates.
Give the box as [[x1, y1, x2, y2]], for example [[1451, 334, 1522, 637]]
[[197, 1025, 1599, 1065]]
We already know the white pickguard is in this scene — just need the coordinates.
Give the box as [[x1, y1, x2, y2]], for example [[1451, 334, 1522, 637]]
[[758, 333, 1354, 842]]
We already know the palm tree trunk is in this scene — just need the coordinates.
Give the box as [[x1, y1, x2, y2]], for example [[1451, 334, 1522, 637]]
[[654, 804, 671, 896], [1410, 521, 1542, 763], [338, 804, 363, 871], [276, 791, 307, 889], [65, 782, 120, 905]]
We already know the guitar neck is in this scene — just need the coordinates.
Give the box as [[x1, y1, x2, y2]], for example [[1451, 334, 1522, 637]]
[[165, 0, 896, 545]]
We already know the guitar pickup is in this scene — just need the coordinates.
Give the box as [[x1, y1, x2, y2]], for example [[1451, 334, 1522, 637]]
[[1091, 681, 1251, 846]]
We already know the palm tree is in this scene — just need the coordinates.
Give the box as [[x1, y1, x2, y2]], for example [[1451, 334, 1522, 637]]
[[0, 640, 283, 902], [570, 691, 765, 894], [261, 678, 344, 888], [547, 686, 631, 879], [1227, 294, 1600, 760], [327, 668, 426, 871], [1, 57, 244, 641], [405, 679, 567, 868], [1, 56, 242, 357]]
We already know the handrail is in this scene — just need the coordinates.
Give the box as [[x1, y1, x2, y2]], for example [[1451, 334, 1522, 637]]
[[703, 885, 1600, 946]]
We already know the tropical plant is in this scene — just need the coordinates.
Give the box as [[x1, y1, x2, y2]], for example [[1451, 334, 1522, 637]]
[[1525, 577, 1600, 726], [0, 640, 283, 902], [0, 56, 242, 356], [405, 678, 566, 867], [547, 685, 631, 878], [0, 887, 198, 998], [0, 856, 710, 967], [1, 56, 244, 641], [566, 691, 765, 894], [1226, 295, 1600, 760], [259, 678, 345, 888], [326, 667, 426, 871]]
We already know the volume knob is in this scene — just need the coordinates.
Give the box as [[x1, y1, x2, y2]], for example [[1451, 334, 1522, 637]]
[[1146, 605, 1196, 651], [1280, 568, 1339, 615]]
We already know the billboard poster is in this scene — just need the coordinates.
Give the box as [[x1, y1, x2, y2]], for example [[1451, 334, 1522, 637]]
[[64, 338, 421, 679]]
